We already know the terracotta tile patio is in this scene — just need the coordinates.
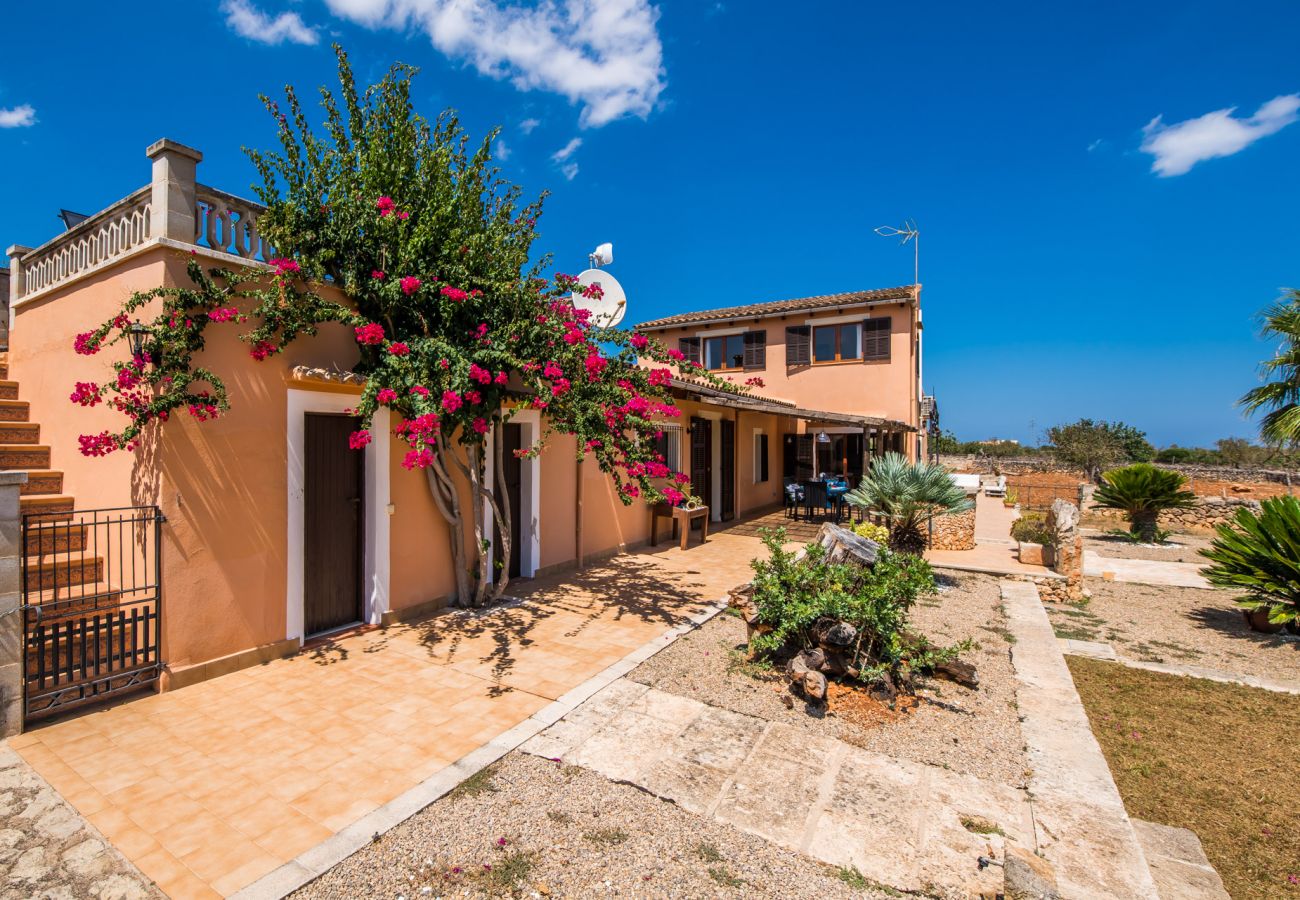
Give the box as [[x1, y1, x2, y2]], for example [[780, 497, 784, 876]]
[[9, 532, 764, 898]]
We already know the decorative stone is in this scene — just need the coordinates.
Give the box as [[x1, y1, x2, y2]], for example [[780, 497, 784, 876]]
[[1003, 844, 1061, 899]]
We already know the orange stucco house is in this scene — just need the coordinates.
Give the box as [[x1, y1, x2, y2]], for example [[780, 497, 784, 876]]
[[4, 138, 920, 724]]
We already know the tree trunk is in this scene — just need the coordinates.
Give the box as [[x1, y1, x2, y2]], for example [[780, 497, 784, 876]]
[[424, 454, 472, 607], [490, 422, 513, 602], [1130, 510, 1159, 543]]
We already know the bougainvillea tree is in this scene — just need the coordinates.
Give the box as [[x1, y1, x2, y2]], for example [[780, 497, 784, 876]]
[[72, 47, 729, 607]]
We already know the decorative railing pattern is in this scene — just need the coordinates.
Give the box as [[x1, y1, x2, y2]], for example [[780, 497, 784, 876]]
[[195, 185, 273, 261], [19, 189, 152, 296]]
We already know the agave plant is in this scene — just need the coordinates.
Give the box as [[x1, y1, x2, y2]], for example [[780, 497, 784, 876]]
[[1092, 463, 1195, 543], [844, 453, 973, 554], [1199, 496, 1300, 630]]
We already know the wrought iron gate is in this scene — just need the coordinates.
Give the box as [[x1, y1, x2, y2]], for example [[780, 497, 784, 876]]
[[21, 506, 164, 721]]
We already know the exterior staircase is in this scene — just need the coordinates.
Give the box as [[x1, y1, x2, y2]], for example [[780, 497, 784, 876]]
[[0, 353, 92, 598]]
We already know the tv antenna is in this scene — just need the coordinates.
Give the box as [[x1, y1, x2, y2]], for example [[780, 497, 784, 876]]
[[571, 242, 627, 328], [874, 220, 919, 285]]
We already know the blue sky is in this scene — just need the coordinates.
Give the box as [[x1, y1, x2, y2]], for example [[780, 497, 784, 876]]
[[2, 1, 1297, 448]]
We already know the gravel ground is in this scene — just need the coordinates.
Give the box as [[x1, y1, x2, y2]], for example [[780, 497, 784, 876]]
[[1083, 529, 1215, 563], [629, 571, 1028, 787], [294, 752, 889, 900], [1048, 578, 1300, 682]]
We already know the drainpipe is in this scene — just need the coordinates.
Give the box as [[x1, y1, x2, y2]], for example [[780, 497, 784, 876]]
[[575, 453, 584, 569]]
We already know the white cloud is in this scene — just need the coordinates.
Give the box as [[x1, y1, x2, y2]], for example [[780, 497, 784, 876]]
[[1086, 138, 1103, 153], [495, 139, 510, 160], [0, 105, 35, 128], [1140, 93, 1300, 177], [321, 0, 666, 127], [560, 162, 579, 181], [551, 137, 582, 162], [519, 117, 541, 135], [222, 0, 319, 46]]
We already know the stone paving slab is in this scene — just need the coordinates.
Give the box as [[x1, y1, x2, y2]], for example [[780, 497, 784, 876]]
[[1132, 819, 1230, 900], [0, 745, 160, 900], [1083, 551, 1211, 588], [1002, 579, 1161, 899], [1059, 637, 1119, 660], [523, 683, 1031, 897], [1058, 640, 1300, 694]]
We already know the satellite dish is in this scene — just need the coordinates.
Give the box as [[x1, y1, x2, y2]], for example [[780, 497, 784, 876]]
[[572, 268, 627, 328], [590, 242, 614, 267]]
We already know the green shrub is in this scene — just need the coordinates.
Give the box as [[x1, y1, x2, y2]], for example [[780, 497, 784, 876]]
[[1093, 463, 1196, 543], [1010, 512, 1053, 545], [849, 521, 891, 545], [843, 453, 973, 554], [1199, 496, 1300, 628], [746, 528, 963, 687]]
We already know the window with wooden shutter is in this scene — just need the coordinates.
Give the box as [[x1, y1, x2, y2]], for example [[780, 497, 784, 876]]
[[742, 331, 766, 369], [785, 325, 811, 366], [862, 317, 891, 361], [679, 336, 701, 365]]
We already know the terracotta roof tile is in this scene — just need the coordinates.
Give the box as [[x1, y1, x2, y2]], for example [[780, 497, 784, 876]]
[[635, 285, 917, 330]]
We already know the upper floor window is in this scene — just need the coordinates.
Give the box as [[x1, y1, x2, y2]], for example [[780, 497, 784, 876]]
[[813, 323, 860, 363], [787, 316, 890, 366], [681, 332, 765, 371]]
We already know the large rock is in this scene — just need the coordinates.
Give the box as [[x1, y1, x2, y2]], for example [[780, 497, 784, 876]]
[[1004, 844, 1061, 899]]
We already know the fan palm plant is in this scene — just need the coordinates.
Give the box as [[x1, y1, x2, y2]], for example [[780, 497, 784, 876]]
[[1199, 495, 1300, 631], [843, 453, 973, 554], [1092, 463, 1195, 543], [1240, 290, 1300, 447]]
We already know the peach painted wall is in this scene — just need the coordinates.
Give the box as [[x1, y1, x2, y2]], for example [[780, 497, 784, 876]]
[[645, 300, 921, 434]]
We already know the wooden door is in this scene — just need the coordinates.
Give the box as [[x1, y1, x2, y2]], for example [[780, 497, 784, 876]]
[[690, 418, 712, 521], [304, 413, 363, 635], [495, 423, 523, 580], [720, 418, 735, 521]]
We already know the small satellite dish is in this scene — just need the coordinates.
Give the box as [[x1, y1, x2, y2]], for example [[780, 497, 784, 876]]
[[572, 268, 627, 328], [590, 242, 614, 268]]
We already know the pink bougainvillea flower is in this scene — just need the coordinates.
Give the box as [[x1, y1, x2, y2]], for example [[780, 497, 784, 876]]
[[376, 388, 398, 405], [438, 358, 450, 369], [73, 331, 99, 356], [208, 307, 239, 323], [69, 382, 101, 407], [468, 363, 491, 384], [745, 376, 765, 388], [269, 257, 301, 275], [667, 348, 685, 361], [472, 417, 489, 435], [629, 333, 648, 350], [663, 487, 685, 506], [465, 390, 482, 405], [402, 448, 434, 470], [400, 276, 421, 296], [647, 368, 672, 387], [440, 286, 468, 302], [376, 196, 395, 216], [396, 210, 410, 221], [542, 361, 564, 379], [371, 269, 386, 280], [584, 351, 608, 379], [78, 431, 118, 457], [354, 323, 385, 345], [494, 371, 509, 385], [410, 385, 430, 397], [388, 342, 411, 357], [116, 368, 142, 390], [250, 340, 277, 361], [441, 390, 463, 413], [348, 430, 372, 450]]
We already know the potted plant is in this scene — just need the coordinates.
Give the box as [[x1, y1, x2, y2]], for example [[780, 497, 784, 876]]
[[1199, 496, 1300, 634], [1011, 512, 1054, 566], [1002, 489, 1018, 509]]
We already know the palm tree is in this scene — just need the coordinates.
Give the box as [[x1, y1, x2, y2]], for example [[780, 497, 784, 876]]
[[1241, 290, 1300, 447], [843, 453, 973, 554], [1199, 495, 1300, 632], [1092, 463, 1195, 543]]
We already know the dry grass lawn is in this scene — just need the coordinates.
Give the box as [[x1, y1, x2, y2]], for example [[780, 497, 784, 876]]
[[1067, 657, 1300, 900]]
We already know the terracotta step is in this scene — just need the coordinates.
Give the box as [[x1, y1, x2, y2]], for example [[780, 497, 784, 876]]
[[0, 400, 29, 423], [23, 522, 87, 554], [20, 471, 63, 496], [24, 580, 129, 610], [0, 381, 19, 401], [21, 495, 75, 519], [0, 445, 50, 469], [0, 423, 38, 444], [23, 556, 103, 593]]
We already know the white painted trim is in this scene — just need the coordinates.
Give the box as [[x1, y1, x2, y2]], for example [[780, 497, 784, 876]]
[[494, 410, 542, 579], [692, 325, 748, 338], [286, 390, 390, 643], [803, 312, 878, 327]]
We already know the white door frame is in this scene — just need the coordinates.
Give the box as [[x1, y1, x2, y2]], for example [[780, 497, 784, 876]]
[[285, 389, 391, 643], [487, 410, 541, 579]]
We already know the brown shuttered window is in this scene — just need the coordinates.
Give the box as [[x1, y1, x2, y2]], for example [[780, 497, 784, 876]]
[[742, 331, 766, 369], [785, 325, 811, 366], [679, 336, 702, 365], [863, 317, 891, 361]]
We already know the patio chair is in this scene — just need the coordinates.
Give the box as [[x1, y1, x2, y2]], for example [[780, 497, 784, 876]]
[[801, 480, 833, 521], [984, 475, 1007, 498], [783, 478, 803, 518]]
